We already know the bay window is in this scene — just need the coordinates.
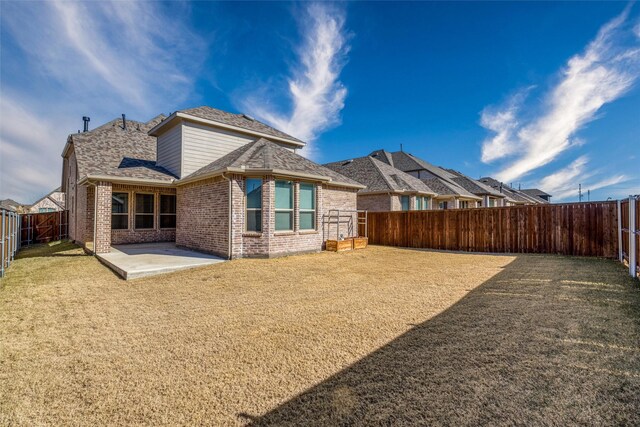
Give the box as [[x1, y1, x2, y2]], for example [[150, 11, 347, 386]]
[[299, 183, 316, 230], [246, 178, 262, 232], [275, 180, 293, 231]]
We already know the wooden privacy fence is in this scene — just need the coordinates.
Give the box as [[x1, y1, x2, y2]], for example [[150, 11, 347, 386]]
[[1, 208, 21, 278], [619, 196, 639, 278], [367, 202, 619, 258], [20, 211, 68, 246]]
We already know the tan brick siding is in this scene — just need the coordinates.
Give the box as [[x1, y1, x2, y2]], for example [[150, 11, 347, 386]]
[[176, 177, 229, 258], [109, 184, 176, 247], [357, 194, 392, 212]]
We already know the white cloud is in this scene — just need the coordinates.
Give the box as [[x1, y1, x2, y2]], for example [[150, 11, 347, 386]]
[[0, 1, 206, 202], [480, 88, 532, 163], [538, 155, 627, 201], [242, 3, 351, 158], [480, 7, 640, 184]]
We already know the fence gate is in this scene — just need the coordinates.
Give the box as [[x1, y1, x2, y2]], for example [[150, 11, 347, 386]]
[[20, 211, 69, 246], [619, 196, 640, 278]]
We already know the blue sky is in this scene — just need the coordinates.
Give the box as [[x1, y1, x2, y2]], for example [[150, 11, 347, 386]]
[[1, 1, 638, 203]]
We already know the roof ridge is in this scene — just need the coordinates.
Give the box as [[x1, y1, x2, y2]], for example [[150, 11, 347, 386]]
[[368, 156, 397, 191]]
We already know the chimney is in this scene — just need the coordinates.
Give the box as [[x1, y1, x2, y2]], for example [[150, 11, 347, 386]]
[[82, 116, 90, 132], [121, 114, 127, 130], [499, 182, 503, 193]]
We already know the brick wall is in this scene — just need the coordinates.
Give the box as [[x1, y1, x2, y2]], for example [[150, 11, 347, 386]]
[[109, 184, 176, 247], [357, 194, 392, 211], [176, 177, 229, 258]]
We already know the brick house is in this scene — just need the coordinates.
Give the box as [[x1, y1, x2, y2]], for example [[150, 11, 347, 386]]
[[28, 187, 66, 213], [61, 107, 363, 258], [324, 156, 437, 211]]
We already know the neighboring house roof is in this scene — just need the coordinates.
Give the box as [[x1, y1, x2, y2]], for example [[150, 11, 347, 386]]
[[29, 187, 66, 210], [181, 138, 363, 188], [521, 188, 552, 201], [371, 150, 480, 200], [323, 156, 437, 195], [445, 169, 505, 198], [68, 115, 177, 184], [0, 199, 21, 211], [148, 106, 304, 146], [479, 177, 548, 204]]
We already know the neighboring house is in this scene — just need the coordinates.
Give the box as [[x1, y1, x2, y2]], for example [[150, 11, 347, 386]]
[[0, 199, 25, 212], [61, 106, 363, 258], [479, 178, 549, 205], [521, 188, 552, 203], [28, 187, 66, 213], [445, 169, 507, 207], [368, 150, 482, 209], [324, 156, 437, 211]]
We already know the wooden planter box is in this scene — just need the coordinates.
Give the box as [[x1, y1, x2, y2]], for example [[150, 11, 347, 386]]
[[325, 237, 368, 252], [353, 237, 368, 249], [326, 239, 353, 252]]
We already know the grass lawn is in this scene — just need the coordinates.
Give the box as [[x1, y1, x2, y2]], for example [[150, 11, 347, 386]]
[[1, 242, 639, 426]]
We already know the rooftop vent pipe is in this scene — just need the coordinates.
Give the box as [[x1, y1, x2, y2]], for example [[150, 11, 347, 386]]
[[82, 116, 90, 132], [121, 114, 126, 130]]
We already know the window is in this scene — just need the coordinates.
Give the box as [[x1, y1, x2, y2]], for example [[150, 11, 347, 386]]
[[299, 183, 316, 230], [460, 201, 469, 209], [423, 196, 431, 210], [416, 196, 423, 211], [439, 201, 448, 210], [275, 180, 293, 231], [246, 178, 262, 232], [488, 198, 496, 207], [401, 195, 410, 211], [135, 193, 154, 229], [38, 207, 55, 213], [112, 192, 129, 229], [160, 195, 176, 229]]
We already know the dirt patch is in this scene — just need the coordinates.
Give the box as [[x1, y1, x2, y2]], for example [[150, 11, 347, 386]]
[[1, 242, 638, 425]]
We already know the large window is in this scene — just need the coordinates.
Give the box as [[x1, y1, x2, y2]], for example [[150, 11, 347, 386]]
[[275, 180, 293, 231], [439, 201, 448, 210], [401, 195, 410, 211], [111, 192, 129, 229], [423, 196, 431, 210], [246, 178, 262, 232], [160, 195, 176, 229], [135, 193, 154, 229], [416, 196, 423, 211], [460, 200, 469, 209], [299, 183, 316, 230]]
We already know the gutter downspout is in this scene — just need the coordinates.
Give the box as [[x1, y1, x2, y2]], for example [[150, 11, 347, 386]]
[[222, 173, 233, 260]]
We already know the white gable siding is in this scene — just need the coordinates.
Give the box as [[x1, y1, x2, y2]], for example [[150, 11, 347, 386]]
[[181, 122, 257, 177], [157, 124, 182, 177]]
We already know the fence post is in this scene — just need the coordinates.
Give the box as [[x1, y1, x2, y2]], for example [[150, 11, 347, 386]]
[[630, 196, 637, 278], [1, 209, 5, 277], [617, 199, 623, 262]]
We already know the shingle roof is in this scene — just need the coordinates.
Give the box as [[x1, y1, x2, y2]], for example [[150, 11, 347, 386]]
[[69, 115, 176, 182], [183, 138, 362, 187], [445, 169, 505, 197], [372, 150, 480, 199], [479, 177, 548, 204], [177, 106, 303, 143], [324, 156, 437, 195], [521, 188, 552, 198], [0, 199, 22, 211]]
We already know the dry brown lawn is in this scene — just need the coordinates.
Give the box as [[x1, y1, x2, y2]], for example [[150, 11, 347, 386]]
[[0, 242, 639, 426]]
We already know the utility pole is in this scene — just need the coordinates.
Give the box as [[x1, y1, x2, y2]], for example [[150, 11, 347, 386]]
[[578, 184, 582, 202]]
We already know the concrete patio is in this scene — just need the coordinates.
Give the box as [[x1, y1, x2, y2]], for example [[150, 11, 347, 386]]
[[96, 242, 225, 280]]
